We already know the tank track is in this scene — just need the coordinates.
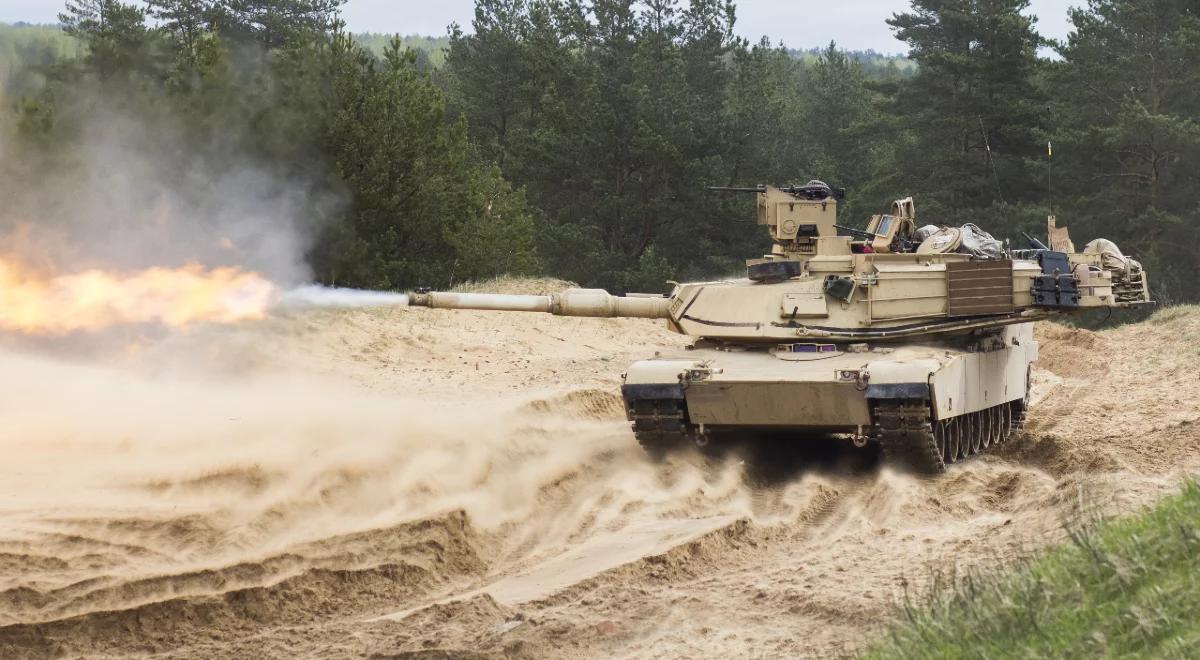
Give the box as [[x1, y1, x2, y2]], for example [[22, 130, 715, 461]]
[[627, 398, 693, 457], [874, 399, 1025, 474], [875, 402, 945, 473]]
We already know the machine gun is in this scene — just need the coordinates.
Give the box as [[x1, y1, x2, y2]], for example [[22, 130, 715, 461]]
[[707, 180, 846, 201]]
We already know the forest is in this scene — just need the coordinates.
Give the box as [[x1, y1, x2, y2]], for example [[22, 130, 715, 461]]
[[1, 0, 1197, 303]]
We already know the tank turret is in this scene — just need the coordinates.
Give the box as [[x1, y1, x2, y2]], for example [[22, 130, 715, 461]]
[[403, 183, 1151, 472]]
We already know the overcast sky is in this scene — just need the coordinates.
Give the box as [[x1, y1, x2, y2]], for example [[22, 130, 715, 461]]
[[4, 0, 1080, 53]]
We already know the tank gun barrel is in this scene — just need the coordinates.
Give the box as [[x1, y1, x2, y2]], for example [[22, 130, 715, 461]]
[[407, 288, 671, 319], [706, 185, 767, 193]]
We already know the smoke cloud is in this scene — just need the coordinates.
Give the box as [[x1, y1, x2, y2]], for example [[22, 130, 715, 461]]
[[0, 92, 337, 286], [277, 285, 410, 309]]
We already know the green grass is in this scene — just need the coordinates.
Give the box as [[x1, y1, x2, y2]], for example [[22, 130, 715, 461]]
[[1148, 303, 1200, 324], [864, 481, 1200, 659]]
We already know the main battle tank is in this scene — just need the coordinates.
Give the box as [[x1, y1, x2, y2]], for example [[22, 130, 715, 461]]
[[406, 182, 1151, 472]]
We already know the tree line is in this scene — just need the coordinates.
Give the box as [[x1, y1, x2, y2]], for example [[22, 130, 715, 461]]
[[3, 0, 1198, 302]]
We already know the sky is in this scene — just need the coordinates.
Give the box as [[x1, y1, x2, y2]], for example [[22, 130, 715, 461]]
[[4, 0, 1080, 54]]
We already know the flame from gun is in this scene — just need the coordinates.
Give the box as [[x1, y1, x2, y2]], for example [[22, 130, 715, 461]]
[[0, 258, 278, 335]]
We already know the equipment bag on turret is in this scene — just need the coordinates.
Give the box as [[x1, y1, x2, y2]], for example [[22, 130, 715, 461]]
[[958, 223, 1004, 259]]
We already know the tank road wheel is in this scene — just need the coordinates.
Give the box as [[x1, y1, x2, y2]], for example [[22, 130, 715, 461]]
[[990, 407, 1002, 447], [999, 402, 1013, 443], [874, 400, 945, 474], [945, 418, 960, 465], [970, 411, 983, 455], [955, 416, 969, 461], [976, 412, 987, 453], [990, 406, 1003, 446], [980, 409, 993, 450], [933, 420, 949, 464]]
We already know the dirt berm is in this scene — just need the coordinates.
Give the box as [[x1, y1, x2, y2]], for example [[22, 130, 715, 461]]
[[0, 282, 1196, 658]]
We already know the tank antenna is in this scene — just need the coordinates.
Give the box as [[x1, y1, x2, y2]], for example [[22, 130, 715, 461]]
[[1047, 138, 1053, 218], [1045, 103, 1056, 223]]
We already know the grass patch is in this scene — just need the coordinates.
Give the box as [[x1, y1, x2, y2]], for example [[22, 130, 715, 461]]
[[1148, 304, 1200, 325], [865, 481, 1200, 658]]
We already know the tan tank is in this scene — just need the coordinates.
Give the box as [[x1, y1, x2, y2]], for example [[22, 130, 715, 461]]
[[406, 181, 1151, 472]]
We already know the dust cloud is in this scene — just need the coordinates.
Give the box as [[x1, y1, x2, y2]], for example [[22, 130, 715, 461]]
[[0, 310, 758, 647], [1, 348, 609, 551]]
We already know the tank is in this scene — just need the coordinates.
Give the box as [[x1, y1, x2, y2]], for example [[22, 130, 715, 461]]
[[405, 181, 1151, 472]]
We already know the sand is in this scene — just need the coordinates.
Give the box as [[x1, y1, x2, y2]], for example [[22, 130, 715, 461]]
[[1, 284, 1197, 659]]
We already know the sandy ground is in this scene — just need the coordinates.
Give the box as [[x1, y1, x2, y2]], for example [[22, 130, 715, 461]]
[[1, 281, 1197, 659]]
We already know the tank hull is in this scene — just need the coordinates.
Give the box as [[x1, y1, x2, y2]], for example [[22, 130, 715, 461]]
[[622, 324, 1037, 471]]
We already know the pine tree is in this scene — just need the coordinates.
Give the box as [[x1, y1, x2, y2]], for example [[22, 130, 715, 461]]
[[221, 0, 346, 49], [886, 0, 1046, 222], [444, 0, 751, 289], [145, 0, 221, 58], [804, 42, 895, 220], [58, 0, 150, 79], [308, 36, 538, 288], [723, 38, 808, 185], [1050, 0, 1200, 302]]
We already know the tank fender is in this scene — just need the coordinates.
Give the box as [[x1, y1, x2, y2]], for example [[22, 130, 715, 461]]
[[863, 358, 941, 400], [622, 359, 706, 401], [928, 329, 1036, 419]]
